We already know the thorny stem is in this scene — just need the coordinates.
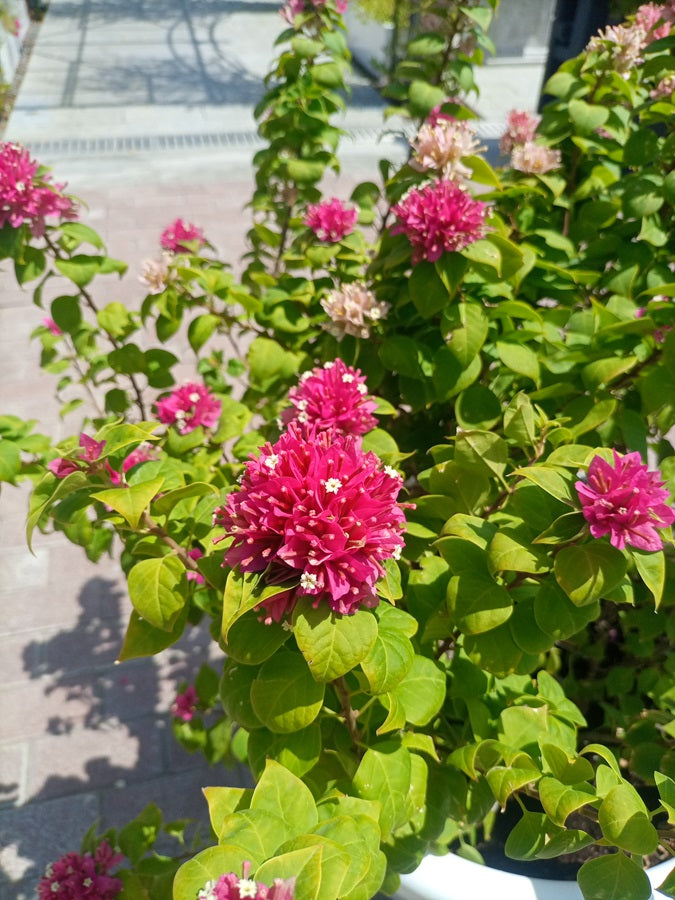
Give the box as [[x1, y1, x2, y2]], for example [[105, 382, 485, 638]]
[[334, 676, 361, 748], [44, 233, 148, 420]]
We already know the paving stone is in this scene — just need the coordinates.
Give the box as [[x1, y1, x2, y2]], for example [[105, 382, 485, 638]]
[[27, 716, 164, 802], [0, 744, 27, 809], [0, 791, 100, 888]]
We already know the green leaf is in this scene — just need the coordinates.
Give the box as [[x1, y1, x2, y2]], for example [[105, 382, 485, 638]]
[[220, 662, 263, 730], [577, 853, 652, 900], [91, 476, 164, 528], [251, 759, 318, 834], [188, 313, 221, 352], [93, 421, 160, 457], [582, 356, 638, 391], [255, 847, 324, 900], [202, 785, 253, 834], [361, 604, 416, 695], [0, 440, 21, 482], [408, 80, 447, 115], [454, 430, 508, 482], [250, 651, 325, 734], [376, 557, 402, 602], [313, 815, 380, 898], [569, 98, 609, 133], [225, 614, 291, 666], [632, 549, 665, 609], [598, 784, 659, 855], [487, 754, 541, 807], [504, 810, 550, 860], [387, 654, 446, 726], [554, 544, 627, 606], [286, 158, 326, 183], [511, 465, 576, 503], [654, 772, 675, 825], [26, 470, 90, 550], [51, 294, 82, 333], [539, 776, 596, 827], [353, 741, 412, 838], [54, 254, 102, 287], [496, 341, 540, 385], [152, 482, 219, 517], [173, 846, 249, 900], [442, 302, 489, 368], [409, 262, 450, 318], [108, 343, 147, 375], [218, 809, 290, 864], [127, 555, 186, 630], [15, 246, 46, 284], [117, 606, 188, 660], [248, 337, 301, 392], [447, 572, 513, 635], [293, 601, 378, 683], [221, 569, 295, 641], [97, 301, 134, 338], [248, 724, 321, 779], [488, 529, 550, 575]]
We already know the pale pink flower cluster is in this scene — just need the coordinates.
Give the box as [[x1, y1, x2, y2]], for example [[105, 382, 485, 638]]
[[320, 281, 389, 340], [0, 142, 77, 237], [391, 179, 488, 263], [282, 359, 378, 436], [510, 142, 562, 175], [213, 422, 407, 621], [107, 442, 158, 486], [576, 450, 675, 552], [155, 382, 221, 434], [650, 73, 675, 99], [499, 109, 541, 155], [139, 253, 172, 295], [587, 4, 672, 75], [198, 863, 295, 900], [410, 117, 482, 181], [171, 684, 199, 721], [160, 218, 205, 253], [49, 433, 106, 479], [38, 840, 123, 900], [304, 197, 357, 243]]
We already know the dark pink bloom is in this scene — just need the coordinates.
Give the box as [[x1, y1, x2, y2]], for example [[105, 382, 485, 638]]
[[38, 840, 123, 900], [198, 862, 295, 900], [391, 179, 488, 264], [155, 382, 221, 433], [304, 198, 357, 243], [576, 450, 675, 551], [282, 359, 378, 437], [107, 442, 158, 486], [281, 0, 347, 20], [42, 317, 62, 336], [427, 100, 460, 127], [160, 218, 205, 252], [213, 423, 408, 621], [171, 685, 199, 721], [0, 142, 77, 237], [187, 547, 206, 584], [48, 433, 106, 479], [499, 109, 541, 155]]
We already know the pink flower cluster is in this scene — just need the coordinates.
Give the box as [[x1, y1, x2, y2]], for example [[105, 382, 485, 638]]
[[0, 142, 77, 237], [281, 0, 347, 23], [213, 423, 407, 621], [160, 218, 205, 253], [198, 862, 295, 900], [391, 179, 488, 263], [282, 359, 378, 436], [410, 117, 482, 181], [576, 450, 675, 551], [107, 443, 158, 486], [171, 684, 199, 721], [304, 198, 357, 243], [38, 840, 123, 900], [49, 433, 106, 479], [499, 110, 540, 156], [155, 382, 221, 434], [500, 109, 561, 175]]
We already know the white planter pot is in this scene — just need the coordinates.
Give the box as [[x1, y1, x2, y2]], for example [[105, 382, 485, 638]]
[[397, 852, 675, 900]]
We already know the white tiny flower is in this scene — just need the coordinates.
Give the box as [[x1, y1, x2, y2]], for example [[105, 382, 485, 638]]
[[174, 408, 186, 419], [188, 392, 201, 403], [296, 399, 308, 410], [15, 180, 25, 192], [83, 879, 93, 888], [384, 465, 400, 479], [238, 879, 258, 898], [300, 370, 312, 382], [392, 545, 402, 560], [264, 453, 280, 471], [357, 384, 368, 395], [298, 411, 309, 423], [323, 478, 342, 494], [342, 373, 355, 383], [300, 571, 319, 591], [323, 360, 335, 369]]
